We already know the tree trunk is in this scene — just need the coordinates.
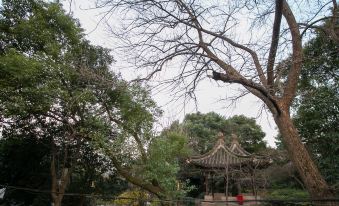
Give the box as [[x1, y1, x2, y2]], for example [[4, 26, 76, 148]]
[[51, 145, 71, 206], [274, 110, 334, 200], [52, 198, 62, 206]]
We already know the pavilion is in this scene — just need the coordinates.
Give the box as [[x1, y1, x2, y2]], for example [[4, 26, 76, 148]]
[[187, 132, 271, 205]]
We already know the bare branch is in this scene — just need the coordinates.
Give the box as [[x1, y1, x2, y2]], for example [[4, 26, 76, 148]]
[[267, 0, 283, 88]]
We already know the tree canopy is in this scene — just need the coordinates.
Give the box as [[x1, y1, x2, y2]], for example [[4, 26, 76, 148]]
[[0, 0, 161, 204], [294, 33, 339, 188], [166, 112, 267, 154]]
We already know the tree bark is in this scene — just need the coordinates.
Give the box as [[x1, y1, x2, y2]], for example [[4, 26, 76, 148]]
[[51, 151, 61, 206], [51, 145, 71, 206], [273, 109, 334, 200]]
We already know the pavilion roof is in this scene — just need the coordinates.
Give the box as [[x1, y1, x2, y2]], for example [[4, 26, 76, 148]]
[[188, 133, 268, 169]]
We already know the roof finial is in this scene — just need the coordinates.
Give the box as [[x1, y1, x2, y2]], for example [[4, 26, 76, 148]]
[[231, 133, 239, 144], [217, 132, 225, 144]]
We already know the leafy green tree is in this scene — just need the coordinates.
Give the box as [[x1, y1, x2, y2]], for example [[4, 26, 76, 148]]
[[227, 115, 267, 153], [179, 112, 266, 154], [0, 1, 113, 205], [274, 32, 339, 193], [0, 0, 160, 204], [181, 112, 226, 154], [143, 132, 192, 198], [293, 33, 339, 188]]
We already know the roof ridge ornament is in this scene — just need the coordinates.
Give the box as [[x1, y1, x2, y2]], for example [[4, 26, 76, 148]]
[[231, 133, 239, 144], [216, 132, 226, 148], [217, 132, 225, 142]]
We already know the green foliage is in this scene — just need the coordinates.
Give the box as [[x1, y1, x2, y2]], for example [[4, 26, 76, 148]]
[[0, 136, 128, 206], [0, 0, 82, 57], [162, 112, 267, 198], [181, 112, 225, 153], [144, 132, 192, 198], [293, 33, 339, 187], [227, 115, 266, 153], [266, 188, 309, 200], [179, 112, 267, 154], [0, 0, 159, 204], [112, 189, 151, 206], [299, 34, 338, 91], [0, 0, 159, 156]]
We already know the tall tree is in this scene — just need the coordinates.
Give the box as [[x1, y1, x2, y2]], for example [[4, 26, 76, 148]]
[[96, 0, 338, 199], [294, 33, 339, 188], [227, 115, 267, 154], [143, 131, 192, 198], [0, 0, 161, 204]]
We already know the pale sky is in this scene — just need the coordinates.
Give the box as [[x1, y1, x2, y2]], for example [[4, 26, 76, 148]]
[[64, 0, 278, 147]]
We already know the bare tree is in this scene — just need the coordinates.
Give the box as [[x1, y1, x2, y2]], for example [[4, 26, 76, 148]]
[[93, 0, 338, 200]]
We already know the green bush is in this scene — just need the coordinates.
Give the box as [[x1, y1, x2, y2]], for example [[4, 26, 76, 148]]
[[266, 188, 309, 200]]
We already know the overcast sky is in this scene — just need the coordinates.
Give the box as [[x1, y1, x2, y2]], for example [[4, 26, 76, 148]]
[[63, 0, 278, 147]]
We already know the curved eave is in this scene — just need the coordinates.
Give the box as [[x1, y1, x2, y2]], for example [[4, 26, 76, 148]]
[[190, 156, 271, 169], [190, 139, 251, 159], [188, 144, 253, 168]]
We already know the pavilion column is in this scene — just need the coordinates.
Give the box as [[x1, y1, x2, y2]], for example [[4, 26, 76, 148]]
[[236, 179, 241, 195], [224, 176, 226, 196], [211, 174, 214, 197], [225, 156, 229, 201], [205, 173, 209, 195], [224, 175, 228, 197], [250, 170, 256, 196]]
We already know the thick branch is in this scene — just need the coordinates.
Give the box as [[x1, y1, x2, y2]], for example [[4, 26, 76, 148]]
[[281, 0, 302, 108], [211, 71, 281, 116], [267, 0, 283, 88], [100, 98, 164, 196], [132, 131, 148, 163], [110, 155, 164, 197], [199, 28, 268, 87], [199, 37, 281, 115]]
